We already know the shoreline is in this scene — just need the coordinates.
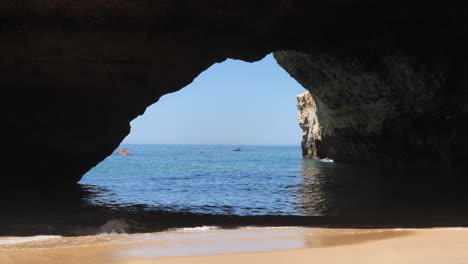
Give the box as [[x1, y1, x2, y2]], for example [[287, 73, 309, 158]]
[[1, 226, 467, 264], [2, 212, 468, 237]]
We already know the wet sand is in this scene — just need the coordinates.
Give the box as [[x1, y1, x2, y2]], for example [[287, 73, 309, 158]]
[[1, 227, 467, 264]]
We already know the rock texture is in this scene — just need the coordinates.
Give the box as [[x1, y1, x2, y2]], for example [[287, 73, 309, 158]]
[[1, 1, 467, 188], [276, 41, 467, 169], [297, 91, 321, 159]]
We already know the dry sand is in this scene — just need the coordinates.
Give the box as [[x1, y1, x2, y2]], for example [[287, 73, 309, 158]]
[[1, 227, 467, 264]]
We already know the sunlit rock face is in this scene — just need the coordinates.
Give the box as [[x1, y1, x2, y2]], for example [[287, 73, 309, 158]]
[[276, 37, 468, 169], [1, 1, 467, 188], [297, 91, 321, 159]]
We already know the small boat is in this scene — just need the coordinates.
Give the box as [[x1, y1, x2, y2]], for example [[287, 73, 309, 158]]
[[319, 157, 333, 162], [233, 147, 241, 151], [117, 148, 131, 156]]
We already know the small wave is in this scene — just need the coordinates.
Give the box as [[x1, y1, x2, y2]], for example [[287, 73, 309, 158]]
[[0, 235, 61, 246], [172, 226, 220, 232], [240, 226, 301, 229], [98, 219, 130, 234]]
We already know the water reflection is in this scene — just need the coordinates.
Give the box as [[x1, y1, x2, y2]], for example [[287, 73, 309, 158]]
[[292, 159, 468, 217], [291, 160, 337, 215], [1, 160, 467, 236]]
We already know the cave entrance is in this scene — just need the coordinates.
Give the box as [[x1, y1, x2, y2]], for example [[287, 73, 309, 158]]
[[79, 53, 313, 215], [123, 53, 305, 145]]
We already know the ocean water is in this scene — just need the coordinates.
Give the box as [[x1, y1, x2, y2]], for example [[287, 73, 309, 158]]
[[80, 144, 330, 216], [78, 144, 467, 219], [1, 144, 467, 239]]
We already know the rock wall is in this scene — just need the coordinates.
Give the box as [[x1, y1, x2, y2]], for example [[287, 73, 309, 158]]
[[276, 38, 468, 169], [1, 0, 467, 188]]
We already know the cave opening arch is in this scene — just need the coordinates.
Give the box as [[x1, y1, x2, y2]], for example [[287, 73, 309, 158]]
[[78, 53, 319, 215], [119, 53, 306, 146]]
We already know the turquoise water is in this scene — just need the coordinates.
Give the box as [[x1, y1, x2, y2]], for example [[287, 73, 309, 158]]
[[1, 144, 464, 237], [80, 144, 331, 216], [80, 144, 464, 218]]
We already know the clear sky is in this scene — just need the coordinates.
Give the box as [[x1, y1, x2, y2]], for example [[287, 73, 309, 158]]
[[122, 53, 306, 145]]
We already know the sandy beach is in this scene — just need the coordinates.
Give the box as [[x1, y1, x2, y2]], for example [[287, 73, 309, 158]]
[[1, 227, 467, 264]]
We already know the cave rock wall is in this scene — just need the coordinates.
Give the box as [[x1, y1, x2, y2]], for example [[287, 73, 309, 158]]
[[1, 0, 467, 188], [276, 39, 467, 169]]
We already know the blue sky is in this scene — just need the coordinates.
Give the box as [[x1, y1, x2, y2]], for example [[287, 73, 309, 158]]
[[122, 53, 306, 145]]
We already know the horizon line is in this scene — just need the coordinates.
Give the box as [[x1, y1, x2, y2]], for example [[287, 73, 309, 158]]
[[120, 143, 301, 146]]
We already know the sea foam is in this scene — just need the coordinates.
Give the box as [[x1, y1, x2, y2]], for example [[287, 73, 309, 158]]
[[172, 226, 220, 232], [0, 235, 61, 246]]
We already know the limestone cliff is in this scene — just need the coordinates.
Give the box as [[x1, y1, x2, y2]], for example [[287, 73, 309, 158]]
[[297, 91, 321, 159]]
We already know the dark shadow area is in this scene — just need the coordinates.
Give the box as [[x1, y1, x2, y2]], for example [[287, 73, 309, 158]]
[[293, 160, 468, 217], [1, 161, 467, 237]]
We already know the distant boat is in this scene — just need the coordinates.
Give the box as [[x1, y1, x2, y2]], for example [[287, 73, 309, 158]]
[[319, 157, 333, 162], [117, 148, 131, 156], [234, 147, 241, 151]]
